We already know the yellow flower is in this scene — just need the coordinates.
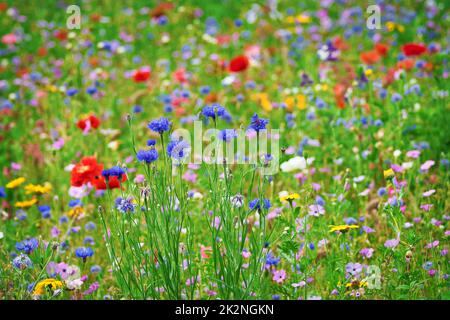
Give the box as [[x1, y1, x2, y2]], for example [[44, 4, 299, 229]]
[[33, 278, 63, 295], [15, 198, 38, 208], [345, 280, 368, 289], [383, 168, 394, 179], [329, 225, 359, 233], [364, 69, 373, 77], [284, 95, 306, 112], [296, 14, 311, 24], [251, 93, 272, 112], [6, 177, 26, 189], [385, 21, 395, 32], [280, 193, 300, 202], [68, 206, 85, 219], [24, 183, 52, 195]]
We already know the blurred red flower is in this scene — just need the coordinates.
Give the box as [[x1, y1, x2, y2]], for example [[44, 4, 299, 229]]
[[401, 43, 427, 56], [229, 55, 249, 72], [71, 157, 103, 187], [77, 115, 101, 131], [133, 67, 151, 82]]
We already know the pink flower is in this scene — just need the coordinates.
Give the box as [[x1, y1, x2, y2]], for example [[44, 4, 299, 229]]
[[134, 174, 145, 184], [406, 150, 420, 158], [422, 189, 435, 197], [272, 269, 286, 284], [182, 170, 197, 183], [1, 33, 18, 45], [420, 160, 435, 172]]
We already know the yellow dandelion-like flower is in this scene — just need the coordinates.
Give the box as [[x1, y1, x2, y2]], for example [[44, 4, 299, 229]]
[[345, 280, 368, 289], [24, 183, 52, 195], [68, 206, 85, 219], [32, 278, 63, 296], [280, 193, 300, 202], [6, 177, 26, 189], [15, 198, 38, 208], [296, 14, 311, 24], [383, 168, 394, 179], [329, 225, 359, 233]]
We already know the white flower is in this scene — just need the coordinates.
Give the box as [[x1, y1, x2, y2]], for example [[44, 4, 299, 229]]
[[66, 278, 84, 290], [280, 156, 307, 172], [402, 162, 413, 169]]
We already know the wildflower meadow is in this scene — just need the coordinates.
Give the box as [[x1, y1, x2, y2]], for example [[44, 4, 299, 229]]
[[0, 0, 449, 304]]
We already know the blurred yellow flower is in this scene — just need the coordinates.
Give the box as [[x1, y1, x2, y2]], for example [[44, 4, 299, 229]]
[[15, 198, 38, 208], [329, 225, 359, 233], [286, 14, 311, 24], [68, 206, 85, 219], [383, 168, 394, 178], [280, 193, 300, 202], [285, 94, 306, 112], [345, 280, 368, 289], [33, 278, 63, 295], [251, 93, 272, 112], [6, 177, 26, 189], [25, 183, 52, 194]]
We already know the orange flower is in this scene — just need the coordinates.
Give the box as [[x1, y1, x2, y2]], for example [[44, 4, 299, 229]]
[[360, 50, 380, 65]]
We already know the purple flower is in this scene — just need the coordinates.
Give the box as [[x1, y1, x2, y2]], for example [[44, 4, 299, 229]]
[[308, 204, 325, 216], [359, 248, 374, 259], [272, 269, 286, 283], [16, 238, 39, 254], [420, 160, 435, 172], [345, 263, 363, 277], [248, 113, 269, 132]]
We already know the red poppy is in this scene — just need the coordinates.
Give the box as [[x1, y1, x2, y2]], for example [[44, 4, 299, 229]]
[[401, 43, 427, 56], [375, 43, 389, 57], [150, 2, 174, 18], [70, 157, 103, 187], [37, 47, 47, 57], [91, 174, 127, 190], [360, 50, 380, 65], [54, 30, 68, 41], [333, 84, 347, 109], [77, 115, 101, 131], [396, 59, 415, 71], [333, 37, 349, 51], [229, 55, 249, 73], [133, 68, 151, 82]]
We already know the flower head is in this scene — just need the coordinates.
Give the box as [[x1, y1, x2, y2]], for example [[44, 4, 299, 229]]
[[329, 225, 359, 233], [136, 149, 159, 164], [75, 247, 94, 260], [148, 117, 171, 134], [32, 278, 63, 296], [248, 113, 269, 132], [16, 238, 39, 254]]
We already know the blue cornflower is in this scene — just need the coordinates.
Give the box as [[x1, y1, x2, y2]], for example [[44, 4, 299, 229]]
[[147, 139, 156, 147], [391, 93, 403, 103], [16, 210, 27, 221], [38, 205, 51, 219], [199, 86, 210, 95], [0, 186, 5, 198], [16, 238, 39, 254], [75, 247, 94, 260], [218, 129, 237, 142], [377, 187, 387, 196], [248, 113, 269, 132], [115, 197, 136, 213], [84, 236, 95, 245], [148, 117, 171, 134], [86, 86, 97, 95], [201, 104, 227, 121], [133, 105, 143, 113], [249, 198, 271, 211], [12, 253, 33, 270], [136, 149, 159, 164], [167, 139, 190, 160], [66, 88, 78, 96], [102, 166, 126, 179], [69, 199, 82, 208], [85, 221, 96, 231], [265, 252, 280, 267], [90, 265, 102, 273]]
